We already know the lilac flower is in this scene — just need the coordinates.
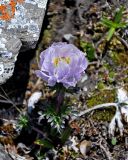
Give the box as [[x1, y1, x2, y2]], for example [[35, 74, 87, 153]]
[[36, 42, 88, 88]]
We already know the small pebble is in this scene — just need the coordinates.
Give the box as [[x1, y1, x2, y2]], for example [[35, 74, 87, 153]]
[[80, 140, 92, 158]]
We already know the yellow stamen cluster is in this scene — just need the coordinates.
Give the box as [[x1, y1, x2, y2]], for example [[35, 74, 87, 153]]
[[53, 57, 70, 67]]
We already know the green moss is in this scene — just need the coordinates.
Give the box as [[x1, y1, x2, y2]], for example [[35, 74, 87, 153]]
[[124, 77, 128, 83], [60, 150, 80, 159], [109, 37, 125, 51], [92, 32, 103, 41], [87, 90, 116, 107], [110, 51, 128, 67], [97, 82, 106, 90], [42, 29, 53, 47], [86, 89, 116, 121], [92, 108, 116, 121], [70, 151, 80, 159], [124, 85, 128, 92], [79, 40, 95, 61], [109, 71, 115, 79], [103, 63, 112, 70], [100, 52, 128, 84]]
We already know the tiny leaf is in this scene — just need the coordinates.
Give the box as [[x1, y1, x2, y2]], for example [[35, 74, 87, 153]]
[[114, 6, 124, 24], [111, 137, 117, 145], [34, 139, 54, 148], [101, 18, 116, 28], [107, 27, 115, 41]]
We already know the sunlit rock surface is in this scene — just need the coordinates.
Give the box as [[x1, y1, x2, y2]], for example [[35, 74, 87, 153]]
[[0, 0, 48, 84]]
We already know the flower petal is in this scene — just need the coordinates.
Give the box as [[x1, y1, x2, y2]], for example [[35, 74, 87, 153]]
[[35, 70, 49, 81]]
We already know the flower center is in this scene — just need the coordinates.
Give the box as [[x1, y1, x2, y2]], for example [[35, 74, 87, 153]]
[[53, 57, 70, 67]]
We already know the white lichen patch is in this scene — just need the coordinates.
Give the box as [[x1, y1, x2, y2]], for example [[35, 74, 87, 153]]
[[109, 88, 128, 136], [0, 29, 2, 34], [0, 0, 11, 5], [0, 51, 13, 59], [117, 88, 128, 103], [0, 38, 7, 50], [0, 20, 6, 28], [7, 4, 27, 29], [7, 3, 40, 36], [25, 0, 48, 8], [0, 0, 47, 31], [109, 108, 124, 136], [0, 63, 4, 75]]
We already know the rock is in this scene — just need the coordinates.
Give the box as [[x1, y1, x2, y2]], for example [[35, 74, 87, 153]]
[[79, 140, 92, 158], [0, 144, 12, 160], [63, 33, 74, 41], [0, 0, 48, 84]]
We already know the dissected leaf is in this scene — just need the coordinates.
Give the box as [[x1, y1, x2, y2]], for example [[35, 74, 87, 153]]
[[18, 115, 29, 129]]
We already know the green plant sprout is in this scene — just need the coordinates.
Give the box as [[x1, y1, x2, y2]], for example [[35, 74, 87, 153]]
[[38, 103, 71, 133], [111, 137, 117, 146], [18, 115, 29, 129], [101, 6, 127, 41]]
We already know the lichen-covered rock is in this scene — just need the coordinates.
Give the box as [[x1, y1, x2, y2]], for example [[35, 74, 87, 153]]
[[0, 0, 48, 84]]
